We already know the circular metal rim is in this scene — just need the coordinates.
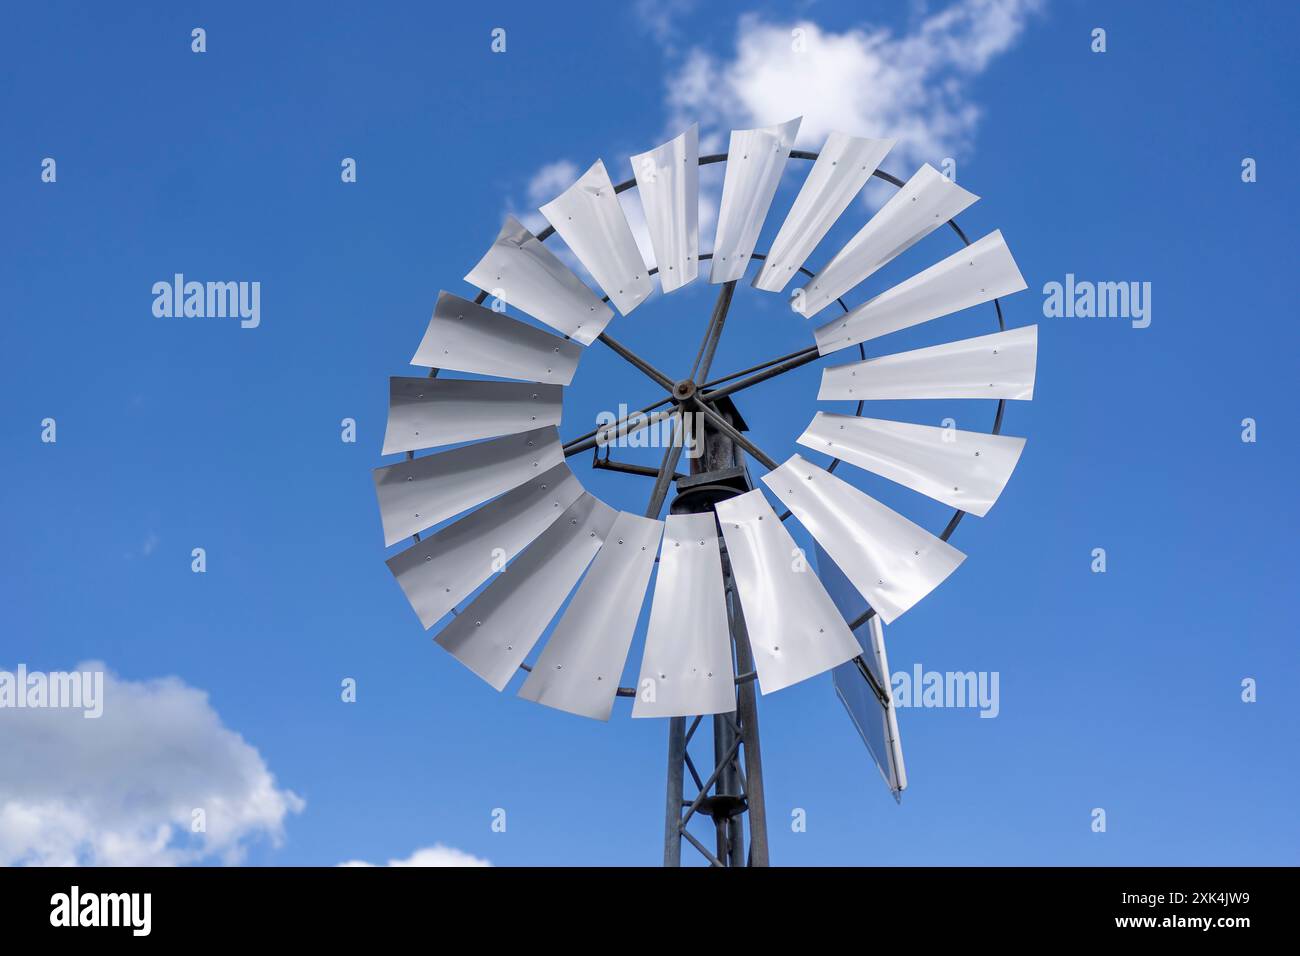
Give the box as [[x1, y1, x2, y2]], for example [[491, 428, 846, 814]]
[[458, 145, 1013, 692]]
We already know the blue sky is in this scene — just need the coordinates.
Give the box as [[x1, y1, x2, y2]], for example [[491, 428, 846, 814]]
[[2, 0, 1297, 866]]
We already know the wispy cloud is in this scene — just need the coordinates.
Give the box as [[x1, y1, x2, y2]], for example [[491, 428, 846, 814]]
[[632, 0, 701, 49], [339, 844, 491, 867]]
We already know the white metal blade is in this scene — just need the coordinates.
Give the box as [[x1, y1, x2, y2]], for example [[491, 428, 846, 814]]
[[385, 463, 584, 628], [435, 493, 618, 690], [709, 117, 801, 283], [818, 325, 1038, 401], [814, 230, 1027, 355], [752, 133, 895, 293], [797, 412, 1026, 517], [796, 163, 978, 318], [761, 454, 965, 625], [372, 426, 563, 546], [631, 124, 700, 294], [539, 160, 653, 315], [382, 378, 562, 455], [518, 512, 664, 720], [464, 216, 613, 345], [411, 291, 581, 386], [632, 512, 735, 718], [714, 489, 861, 694]]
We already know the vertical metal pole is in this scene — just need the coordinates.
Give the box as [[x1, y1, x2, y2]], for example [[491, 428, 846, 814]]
[[664, 716, 686, 867], [731, 595, 769, 866], [712, 680, 745, 865]]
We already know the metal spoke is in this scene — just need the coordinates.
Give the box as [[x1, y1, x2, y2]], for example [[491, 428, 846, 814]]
[[644, 411, 688, 518], [691, 398, 780, 471], [597, 332, 676, 391], [593, 406, 677, 450], [562, 395, 673, 456], [698, 344, 818, 392], [701, 345, 823, 404], [691, 281, 737, 382]]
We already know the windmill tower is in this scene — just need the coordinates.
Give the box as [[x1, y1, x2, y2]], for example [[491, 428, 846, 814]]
[[373, 119, 1035, 866]]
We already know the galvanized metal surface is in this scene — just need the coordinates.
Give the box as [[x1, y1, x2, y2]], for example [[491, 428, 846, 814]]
[[385, 463, 584, 628], [540, 160, 653, 315], [464, 216, 613, 345], [381, 378, 563, 455], [411, 291, 581, 386], [797, 412, 1026, 517], [796, 163, 978, 318], [519, 511, 664, 720], [752, 132, 894, 293], [813, 229, 1027, 355], [834, 618, 907, 796], [435, 493, 618, 690], [714, 489, 861, 693], [373, 426, 564, 546], [819, 325, 1038, 401], [815, 540, 906, 797], [709, 118, 801, 283], [633, 513, 736, 718], [761, 454, 965, 625], [631, 125, 700, 294]]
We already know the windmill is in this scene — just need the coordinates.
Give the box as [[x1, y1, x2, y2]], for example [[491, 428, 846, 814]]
[[373, 119, 1035, 867]]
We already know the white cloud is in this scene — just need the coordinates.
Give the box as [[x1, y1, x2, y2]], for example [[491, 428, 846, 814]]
[[339, 844, 491, 867], [0, 662, 303, 866], [505, 0, 1036, 293], [667, 0, 1042, 171]]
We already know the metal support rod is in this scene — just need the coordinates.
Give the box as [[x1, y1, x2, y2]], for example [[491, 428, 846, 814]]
[[680, 827, 725, 868], [596, 332, 676, 392], [701, 345, 822, 403], [697, 344, 820, 392], [592, 407, 678, 449], [692, 281, 737, 382], [566, 410, 660, 458], [691, 398, 781, 472], [713, 681, 745, 865], [645, 412, 687, 518], [563, 396, 672, 454], [730, 580, 769, 866], [680, 736, 742, 829], [854, 655, 892, 709], [592, 454, 686, 482], [663, 716, 686, 867], [683, 751, 706, 793]]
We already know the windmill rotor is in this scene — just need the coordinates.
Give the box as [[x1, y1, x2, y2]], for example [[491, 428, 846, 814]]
[[373, 119, 1036, 863]]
